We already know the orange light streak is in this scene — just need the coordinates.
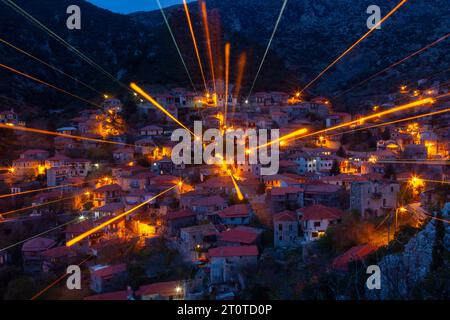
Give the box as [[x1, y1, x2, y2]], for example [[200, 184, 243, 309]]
[[0, 180, 93, 199], [0, 194, 79, 218], [0, 217, 82, 250], [332, 33, 450, 100], [327, 108, 450, 138], [378, 160, 449, 165], [200, 1, 216, 93], [421, 179, 450, 184], [228, 170, 244, 201], [66, 184, 178, 247], [224, 43, 230, 127], [0, 123, 135, 147], [255, 128, 308, 150], [0, 63, 101, 108], [300, 0, 409, 94], [183, 0, 208, 92], [234, 52, 247, 99], [30, 254, 92, 300], [283, 98, 434, 145], [130, 83, 195, 136]]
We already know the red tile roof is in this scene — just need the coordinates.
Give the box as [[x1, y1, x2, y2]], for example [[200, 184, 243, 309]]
[[41, 245, 75, 258], [94, 202, 125, 212], [91, 263, 127, 278], [208, 245, 258, 258], [140, 125, 163, 131], [136, 280, 181, 297], [64, 219, 95, 234], [22, 237, 56, 252], [273, 210, 297, 222], [113, 147, 134, 154], [304, 183, 341, 194], [320, 174, 366, 183], [197, 176, 234, 189], [165, 209, 196, 220], [46, 154, 70, 161], [192, 195, 226, 207], [84, 290, 129, 300], [150, 175, 179, 184], [94, 183, 122, 193], [218, 227, 259, 244], [218, 204, 250, 219], [22, 149, 48, 156], [270, 186, 303, 196], [332, 244, 379, 271], [33, 190, 63, 202], [300, 205, 344, 221]]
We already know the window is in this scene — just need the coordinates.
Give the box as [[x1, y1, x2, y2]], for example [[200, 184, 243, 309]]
[[278, 224, 282, 231], [314, 221, 321, 227], [312, 232, 318, 238]]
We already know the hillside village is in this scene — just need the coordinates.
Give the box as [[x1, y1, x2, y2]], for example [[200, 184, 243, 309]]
[[0, 78, 449, 300]]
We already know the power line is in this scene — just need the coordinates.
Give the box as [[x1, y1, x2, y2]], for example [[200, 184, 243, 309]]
[[0, 123, 135, 147], [30, 254, 93, 300], [1, 0, 129, 92], [0, 37, 103, 96], [326, 108, 450, 139], [156, 0, 198, 95], [332, 33, 450, 100], [299, 0, 409, 94], [0, 217, 83, 252], [0, 63, 102, 108], [182, 0, 208, 93], [246, 0, 289, 100]]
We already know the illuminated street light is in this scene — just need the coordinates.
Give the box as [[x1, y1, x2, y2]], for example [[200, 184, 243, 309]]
[[368, 156, 378, 164]]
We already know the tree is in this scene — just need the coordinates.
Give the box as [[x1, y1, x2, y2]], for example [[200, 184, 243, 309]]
[[329, 160, 341, 176], [383, 164, 396, 181], [430, 209, 446, 272], [257, 182, 266, 195], [381, 127, 391, 140], [127, 261, 146, 290], [336, 145, 347, 158], [4, 276, 37, 300]]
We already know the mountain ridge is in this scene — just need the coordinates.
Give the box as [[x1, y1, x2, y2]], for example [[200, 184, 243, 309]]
[[0, 0, 448, 112]]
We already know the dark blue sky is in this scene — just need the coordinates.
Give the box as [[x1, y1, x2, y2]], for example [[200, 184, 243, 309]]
[[87, 0, 194, 14]]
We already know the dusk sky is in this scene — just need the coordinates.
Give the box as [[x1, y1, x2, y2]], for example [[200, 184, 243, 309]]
[[86, 0, 194, 14]]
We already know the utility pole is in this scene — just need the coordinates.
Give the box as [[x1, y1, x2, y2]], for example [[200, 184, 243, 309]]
[[387, 212, 391, 244], [395, 208, 398, 235]]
